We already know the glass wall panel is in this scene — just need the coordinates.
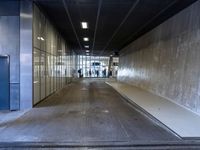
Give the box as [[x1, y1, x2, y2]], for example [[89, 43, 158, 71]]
[[40, 13, 46, 51], [51, 55, 55, 93], [33, 49, 40, 104], [33, 5, 40, 49], [40, 51, 46, 99], [46, 21, 51, 54], [33, 4, 75, 104], [46, 53, 51, 96]]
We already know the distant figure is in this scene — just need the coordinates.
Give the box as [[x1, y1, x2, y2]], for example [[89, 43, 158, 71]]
[[96, 70, 99, 78], [78, 69, 82, 78], [89, 69, 92, 77], [115, 70, 118, 76], [109, 70, 112, 77], [103, 69, 107, 78]]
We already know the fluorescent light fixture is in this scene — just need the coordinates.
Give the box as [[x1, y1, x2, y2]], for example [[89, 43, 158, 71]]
[[86, 50, 90, 53], [40, 37, 45, 41], [37, 37, 45, 41], [83, 37, 89, 41], [84, 45, 89, 48], [81, 22, 88, 29]]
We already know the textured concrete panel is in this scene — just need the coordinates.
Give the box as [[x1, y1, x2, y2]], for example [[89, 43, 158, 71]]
[[118, 1, 200, 115], [10, 83, 20, 110]]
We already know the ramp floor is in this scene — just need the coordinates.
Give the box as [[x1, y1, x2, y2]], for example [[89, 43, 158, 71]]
[[0, 79, 178, 144]]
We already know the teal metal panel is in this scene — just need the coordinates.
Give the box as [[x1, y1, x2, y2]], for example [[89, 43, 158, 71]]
[[0, 56, 10, 110]]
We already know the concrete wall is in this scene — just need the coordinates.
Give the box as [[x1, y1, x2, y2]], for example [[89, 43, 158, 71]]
[[118, 1, 200, 115]]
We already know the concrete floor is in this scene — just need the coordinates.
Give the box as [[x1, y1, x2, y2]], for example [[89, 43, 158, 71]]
[[0, 79, 180, 146]]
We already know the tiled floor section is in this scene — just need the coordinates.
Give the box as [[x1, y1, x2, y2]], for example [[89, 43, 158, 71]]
[[0, 79, 178, 143]]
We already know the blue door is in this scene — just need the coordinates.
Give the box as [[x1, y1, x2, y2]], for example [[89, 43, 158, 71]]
[[0, 56, 10, 110]]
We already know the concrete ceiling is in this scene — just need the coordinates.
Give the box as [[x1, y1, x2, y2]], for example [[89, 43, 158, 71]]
[[34, 0, 197, 56]]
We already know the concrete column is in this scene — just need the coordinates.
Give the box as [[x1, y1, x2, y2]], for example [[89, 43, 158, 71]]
[[20, 0, 33, 109]]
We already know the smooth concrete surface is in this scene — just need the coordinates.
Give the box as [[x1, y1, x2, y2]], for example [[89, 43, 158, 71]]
[[106, 81, 200, 138], [0, 79, 178, 144], [118, 0, 200, 115]]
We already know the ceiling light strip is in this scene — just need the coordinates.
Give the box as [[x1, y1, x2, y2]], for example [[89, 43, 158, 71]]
[[91, 0, 102, 56], [100, 0, 140, 56], [62, 0, 83, 51]]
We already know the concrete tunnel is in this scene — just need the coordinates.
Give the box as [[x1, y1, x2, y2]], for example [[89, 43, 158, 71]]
[[0, 0, 200, 149]]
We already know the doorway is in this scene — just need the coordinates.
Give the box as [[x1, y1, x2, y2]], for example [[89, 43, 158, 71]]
[[0, 55, 10, 110]]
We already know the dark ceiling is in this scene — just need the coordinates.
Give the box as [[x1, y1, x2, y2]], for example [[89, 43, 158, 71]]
[[34, 0, 197, 56]]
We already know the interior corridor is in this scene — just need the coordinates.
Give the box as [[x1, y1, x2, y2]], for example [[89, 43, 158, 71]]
[[0, 79, 178, 143], [2, 0, 200, 149]]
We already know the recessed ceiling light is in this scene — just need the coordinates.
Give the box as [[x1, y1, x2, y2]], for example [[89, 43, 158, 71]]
[[86, 50, 90, 53], [110, 55, 113, 57], [83, 37, 89, 41], [81, 22, 88, 29], [84, 45, 89, 48]]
